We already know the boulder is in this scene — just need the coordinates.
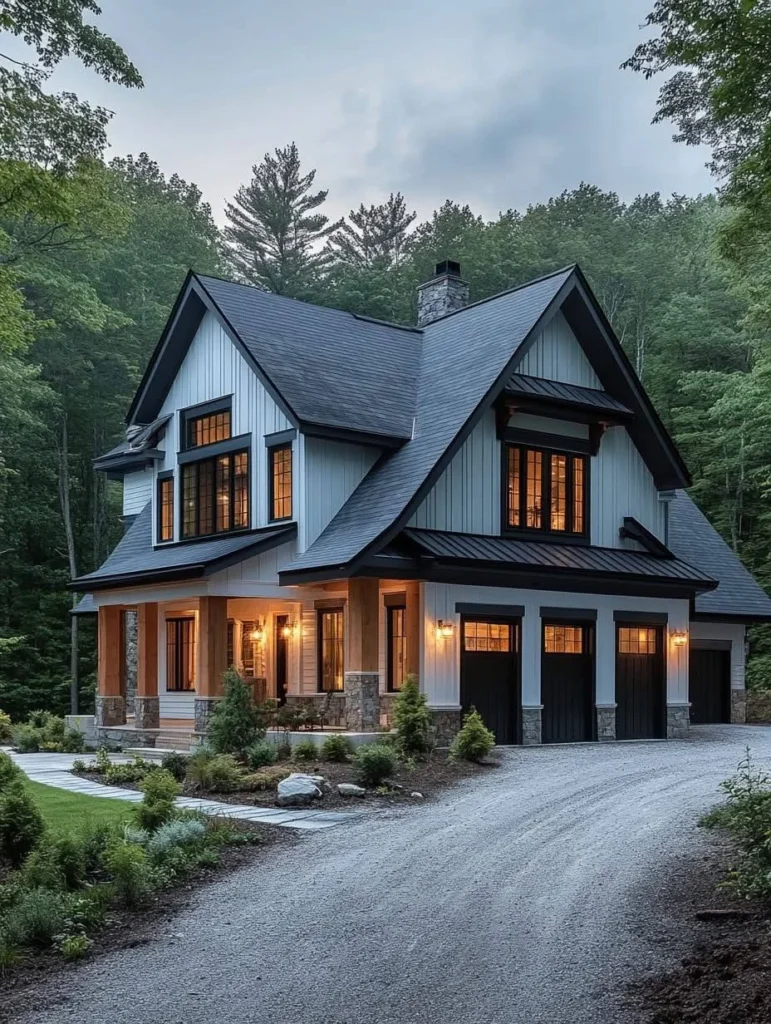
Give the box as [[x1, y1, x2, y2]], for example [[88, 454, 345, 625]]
[[276, 773, 323, 807], [337, 783, 366, 798]]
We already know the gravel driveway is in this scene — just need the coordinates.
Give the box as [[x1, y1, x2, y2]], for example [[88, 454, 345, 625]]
[[10, 724, 771, 1024]]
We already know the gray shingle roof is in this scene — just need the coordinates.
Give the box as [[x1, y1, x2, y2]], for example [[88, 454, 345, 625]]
[[668, 490, 771, 619], [281, 267, 575, 576], [196, 275, 420, 442], [403, 528, 716, 587], [71, 504, 295, 591], [505, 374, 632, 416]]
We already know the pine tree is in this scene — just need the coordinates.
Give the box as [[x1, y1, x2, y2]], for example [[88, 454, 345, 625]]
[[223, 142, 342, 296], [328, 192, 416, 269]]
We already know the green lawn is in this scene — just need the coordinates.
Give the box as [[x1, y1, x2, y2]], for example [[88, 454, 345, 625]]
[[23, 779, 133, 833]]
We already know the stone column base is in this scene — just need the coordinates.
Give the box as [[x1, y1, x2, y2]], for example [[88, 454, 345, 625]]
[[134, 696, 160, 730], [596, 705, 616, 741], [731, 689, 747, 724], [522, 706, 542, 745], [429, 707, 461, 746], [194, 697, 221, 733], [344, 672, 380, 731], [95, 695, 125, 727], [667, 704, 690, 738]]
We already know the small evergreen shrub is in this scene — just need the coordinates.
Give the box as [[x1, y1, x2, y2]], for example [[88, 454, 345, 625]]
[[0, 782, 45, 867], [353, 743, 399, 788], [0, 751, 21, 791], [243, 766, 292, 791], [146, 819, 205, 860], [393, 676, 432, 756], [190, 753, 244, 793], [0, 710, 12, 744], [104, 756, 157, 786], [292, 738, 319, 762], [22, 834, 85, 891], [13, 725, 40, 753], [80, 821, 118, 875], [449, 708, 495, 763], [1, 888, 72, 947], [105, 842, 152, 907], [320, 734, 353, 762], [207, 669, 264, 755], [134, 770, 180, 831], [245, 738, 278, 770], [122, 824, 150, 846], [160, 751, 188, 782], [185, 746, 215, 789], [61, 730, 85, 754], [26, 710, 48, 729], [71, 759, 86, 774]]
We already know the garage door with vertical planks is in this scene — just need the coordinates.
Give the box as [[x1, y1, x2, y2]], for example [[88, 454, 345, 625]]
[[615, 624, 666, 740], [460, 617, 520, 744], [689, 647, 731, 724], [541, 622, 595, 743]]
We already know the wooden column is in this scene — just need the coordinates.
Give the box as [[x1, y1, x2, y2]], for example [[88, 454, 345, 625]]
[[96, 605, 125, 726], [197, 596, 229, 698], [405, 581, 421, 680], [346, 577, 380, 673], [135, 603, 160, 729]]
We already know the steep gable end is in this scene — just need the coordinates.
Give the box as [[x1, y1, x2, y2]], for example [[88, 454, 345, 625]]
[[514, 310, 601, 388]]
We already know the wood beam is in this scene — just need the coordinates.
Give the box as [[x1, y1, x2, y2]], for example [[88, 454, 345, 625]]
[[197, 596, 229, 698], [97, 605, 123, 697], [136, 603, 158, 698], [346, 578, 380, 674]]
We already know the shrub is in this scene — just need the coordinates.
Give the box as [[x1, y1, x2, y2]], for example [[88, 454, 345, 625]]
[[242, 766, 292, 791], [13, 725, 40, 753], [0, 751, 21, 792], [185, 746, 215, 788], [353, 743, 399, 788], [2, 888, 73, 948], [449, 708, 495, 763], [0, 710, 12, 744], [321, 734, 353, 762], [276, 739, 292, 761], [94, 747, 111, 774], [207, 669, 264, 755], [123, 823, 150, 846], [393, 676, 432, 756], [146, 819, 205, 860], [22, 833, 85, 891], [80, 821, 119, 875], [58, 933, 92, 960], [105, 843, 152, 906], [26, 710, 48, 729], [61, 730, 85, 754], [160, 751, 188, 782], [0, 782, 45, 867], [292, 738, 319, 762], [245, 738, 278, 770], [104, 756, 157, 786], [134, 769, 180, 831], [188, 752, 243, 794]]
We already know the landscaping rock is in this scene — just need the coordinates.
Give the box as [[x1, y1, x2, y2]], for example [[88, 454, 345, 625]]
[[337, 783, 366, 798], [410, 792, 424, 799], [276, 773, 323, 806]]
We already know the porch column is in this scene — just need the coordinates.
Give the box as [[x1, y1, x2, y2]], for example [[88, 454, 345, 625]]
[[96, 605, 125, 726], [595, 607, 617, 740], [195, 596, 228, 733], [405, 581, 421, 681], [345, 577, 380, 731], [135, 603, 160, 729]]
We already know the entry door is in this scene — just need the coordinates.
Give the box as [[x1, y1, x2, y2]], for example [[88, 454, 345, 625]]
[[460, 617, 520, 744], [616, 625, 665, 740], [541, 622, 595, 743], [275, 615, 289, 706], [689, 647, 731, 723]]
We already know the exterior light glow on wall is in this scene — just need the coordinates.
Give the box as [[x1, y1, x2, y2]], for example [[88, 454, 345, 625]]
[[249, 622, 266, 643], [437, 620, 454, 640], [670, 630, 688, 647], [281, 621, 299, 640]]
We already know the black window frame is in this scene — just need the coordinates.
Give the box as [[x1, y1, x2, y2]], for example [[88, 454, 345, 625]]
[[502, 441, 589, 541], [180, 448, 250, 540], [179, 396, 232, 453], [386, 603, 407, 692], [317, 607, 345, 693], [166, 616, 196, 692], [157, 470, 174, 544], [268, 442, 293, 522]]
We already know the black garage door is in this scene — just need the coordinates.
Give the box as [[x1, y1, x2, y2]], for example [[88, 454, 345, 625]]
[[541, 622, 595, 743], [689, 647, 731, 724], [460, 617, 520, 744], [616, 624, 665, 740]]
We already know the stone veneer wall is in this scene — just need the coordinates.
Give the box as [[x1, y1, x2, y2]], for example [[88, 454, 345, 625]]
[[429, 708, 461, 746], [521, 707, 542, 746], [596, 706, 616, 741], [746, 691, 771, 723], [134, 696, 159, 730], [123, 609, 137, 716], [666, 704, 690, 738], [344, 672, 380, 731], [284, 693, 348, 728], [731, 689, 747, 724], [96, 695, 125, 727]]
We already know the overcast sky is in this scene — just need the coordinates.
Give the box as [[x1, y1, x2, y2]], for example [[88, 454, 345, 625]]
[[40, 0, 713, 223]]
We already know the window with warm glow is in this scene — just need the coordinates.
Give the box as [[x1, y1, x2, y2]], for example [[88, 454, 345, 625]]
[[318, 608, 344, 692], [505, 444, 588, 537], [617, 627, 657, 655], [187, 409, 231, 449], [387, 605, 407, 691], [158, 476, 174, 542], [269, 444, 292, 521], [463, 621, 512, 652], [181, 450, 249, 539], [166, 617, 196, 691], [544, 624, 584, 654]]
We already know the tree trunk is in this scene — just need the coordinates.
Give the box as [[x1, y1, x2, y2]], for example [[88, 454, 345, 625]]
[[57, 415, 79, 714]]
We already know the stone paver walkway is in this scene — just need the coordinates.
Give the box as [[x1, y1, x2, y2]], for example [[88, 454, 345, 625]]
[[7, 751, 361, 831]]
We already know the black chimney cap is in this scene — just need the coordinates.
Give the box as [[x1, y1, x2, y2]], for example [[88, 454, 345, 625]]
[[434, 259, 461, 278]]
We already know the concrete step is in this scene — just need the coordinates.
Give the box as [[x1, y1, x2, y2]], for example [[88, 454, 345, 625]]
[[123, 747, 193, 762], [153, 732, 198, 752]]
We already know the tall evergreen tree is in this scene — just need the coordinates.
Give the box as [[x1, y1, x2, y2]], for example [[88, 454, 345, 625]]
[[328, 192, 416, 269], [223, 142, 342, 296]]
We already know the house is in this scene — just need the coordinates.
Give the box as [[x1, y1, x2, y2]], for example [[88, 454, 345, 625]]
[[71, 261, 771, 747]]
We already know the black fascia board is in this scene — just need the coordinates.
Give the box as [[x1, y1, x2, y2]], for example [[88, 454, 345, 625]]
[[70, 565, 207, 592], [177, 433, 252, 464], [299, 420, 408, 450], [691, 611, 771, 624], [93, 449, 164, 474], [620, 516, 674, 559], [502, 390, 633, 425]]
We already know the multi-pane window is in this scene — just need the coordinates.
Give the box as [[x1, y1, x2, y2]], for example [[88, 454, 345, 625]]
[[505, 444, 588, 537], [463, 621, 512, 653], [166, 617, 196, 691], [269, 444, 292, 521], [187, 409, 231, 449], [617, 627, 657, 655], [181, 450, 249, 539], [387, 605, 407, 691], [158, 476, 174, 542], [318, 608, 344, 692], [544, 625, 584, 654]]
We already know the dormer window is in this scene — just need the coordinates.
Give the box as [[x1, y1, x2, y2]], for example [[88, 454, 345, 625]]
[[504, 443, 588, 538], [180, 397, 232, 451]]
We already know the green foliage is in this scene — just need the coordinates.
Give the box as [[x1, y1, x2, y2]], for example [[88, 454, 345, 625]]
[[243, 767, 292, 791], [449, 708, 496, 763], [104, 757, 157, 786], [392, 676, 432, 756], [0, 782, 45, 867], [104, 842, 151, 907], [13, 724, 40, 753], [245, 738, 278, 769], [185, 750, 243, 793], [0, 888, 72, 948], [292, 738, 319, 762], [58, 933, 92, 960], [206, 670, 264, 755], [133, 770, 179, 831], [0, 751, 21, 791], [160, 751, 188, 782], [0, 710, 12, 743], [146, 820, 205, 861], [22, 833, 85, 891], [353, 743, 399, 788], [745, 654, 771, 693], [320, 734, 353, 763]]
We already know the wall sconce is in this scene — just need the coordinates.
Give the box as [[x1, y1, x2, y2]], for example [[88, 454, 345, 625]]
[[249, 621, 266, 643], [281, 621, 298, 640], [670, 630, 688, 648], [436, 619, 454, 640]]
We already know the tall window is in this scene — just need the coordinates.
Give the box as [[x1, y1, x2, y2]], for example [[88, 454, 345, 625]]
[[387, 605, 407, 691], [269, 444, 292, 521], [187, 409, 231, 449], [166, 618, 196, 691], [181, 450, 249, 539], [505, 444, 587, 537], [158, 476, 174, 542], [318, 608, 344, 692]]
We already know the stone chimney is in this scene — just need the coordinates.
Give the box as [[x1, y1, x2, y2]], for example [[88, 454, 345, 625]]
[[417, 260, 469, 326]]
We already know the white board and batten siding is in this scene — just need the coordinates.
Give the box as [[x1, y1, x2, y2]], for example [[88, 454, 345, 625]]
[[298, 437, 379, 551], [515, 311, 601, 387], [690, 620, 746, 691], [122, 467, 153, 517]]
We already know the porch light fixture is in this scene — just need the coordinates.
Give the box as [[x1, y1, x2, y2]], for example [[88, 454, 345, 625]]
[[437, 619, 454, 640], [249, 621, 266, 643], [671, 630, 688, 647], [281, 621, 298, 640]]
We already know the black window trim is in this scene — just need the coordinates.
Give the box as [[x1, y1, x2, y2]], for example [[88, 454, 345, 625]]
[[166, 615, 196, 693], [316, 606, 345, 693], [179, 447, 251, 540], [179, 395, 232, 453], [501, 440, 590, 542], [268, 441, 293, 523], [157, 469, 174, 544], [386, 602, 407, 692]]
